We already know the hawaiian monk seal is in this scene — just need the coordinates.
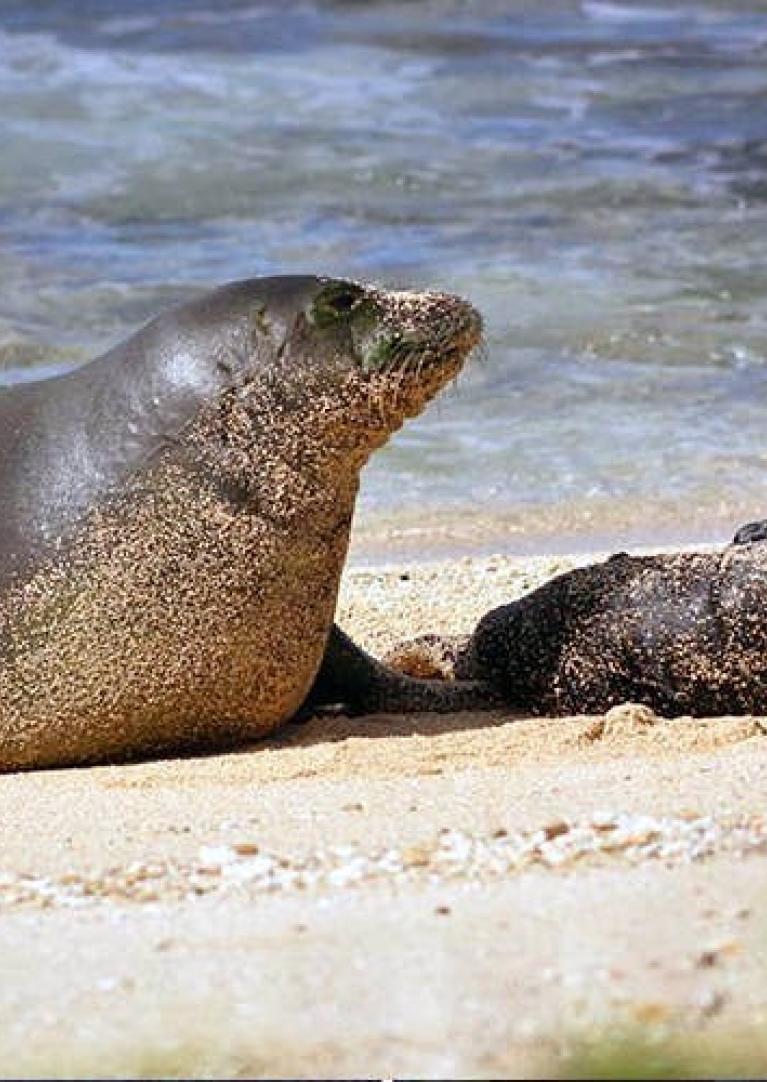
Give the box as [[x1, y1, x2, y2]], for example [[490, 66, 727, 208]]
[[387, 529, 767, 717], [0, 275, 485, 771]]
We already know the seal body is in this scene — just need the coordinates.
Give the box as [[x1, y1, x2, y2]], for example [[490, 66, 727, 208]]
[[0, 276, 483, 770], [391, 536, 767, 717]]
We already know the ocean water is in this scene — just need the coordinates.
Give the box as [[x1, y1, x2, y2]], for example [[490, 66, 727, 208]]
[[2, 0, 767, 553]]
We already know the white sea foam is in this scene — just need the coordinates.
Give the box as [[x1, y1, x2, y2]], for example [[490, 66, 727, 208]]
[[581, 2, 685, 24]]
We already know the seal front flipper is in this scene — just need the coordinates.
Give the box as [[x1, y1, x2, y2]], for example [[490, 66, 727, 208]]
[[304, 624, 497, 716]]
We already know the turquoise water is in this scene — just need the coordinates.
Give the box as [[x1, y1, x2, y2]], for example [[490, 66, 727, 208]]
[[2, 1, 767, 549]]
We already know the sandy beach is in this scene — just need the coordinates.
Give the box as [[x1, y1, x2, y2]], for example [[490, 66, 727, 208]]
[[0, 542, 766, 1078], [3, 1, 767, 1075]]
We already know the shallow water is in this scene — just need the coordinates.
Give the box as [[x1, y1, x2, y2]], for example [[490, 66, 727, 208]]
[[2, 0, 767, 552]]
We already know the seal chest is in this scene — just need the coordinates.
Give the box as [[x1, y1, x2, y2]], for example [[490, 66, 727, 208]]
[[0, 276, 482, 770]]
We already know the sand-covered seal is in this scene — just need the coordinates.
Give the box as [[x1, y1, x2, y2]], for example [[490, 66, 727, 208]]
[[0, 275, 485, 771], [387, 530, 767, 717]]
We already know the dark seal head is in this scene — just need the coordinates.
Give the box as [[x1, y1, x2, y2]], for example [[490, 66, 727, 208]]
[[0, 276, 482, 770]]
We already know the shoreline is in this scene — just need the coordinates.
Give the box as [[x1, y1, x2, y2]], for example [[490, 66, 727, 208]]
[[347, 496, 759, 566]]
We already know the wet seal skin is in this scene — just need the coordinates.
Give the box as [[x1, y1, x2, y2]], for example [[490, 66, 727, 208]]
[[0, 275, 488, 772], [387, 526, 767, 718]]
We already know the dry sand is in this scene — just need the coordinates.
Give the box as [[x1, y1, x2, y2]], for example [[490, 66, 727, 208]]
[[1, 546, 767, 1078]]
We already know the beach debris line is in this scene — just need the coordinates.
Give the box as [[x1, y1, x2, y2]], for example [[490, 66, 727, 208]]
[[0, 811, 765, 911]]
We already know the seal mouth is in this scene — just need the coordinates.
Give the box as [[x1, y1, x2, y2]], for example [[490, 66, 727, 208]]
[[341, 290, 483, 430], [363, 319, 483, 428], [388, 304, 482, 384], [366, 293, 483, 376], [437, 311, 484, 369]]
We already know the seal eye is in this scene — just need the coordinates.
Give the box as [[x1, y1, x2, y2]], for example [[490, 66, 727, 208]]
[[311, 282, 367, 327], [327, 288, 360, 314]]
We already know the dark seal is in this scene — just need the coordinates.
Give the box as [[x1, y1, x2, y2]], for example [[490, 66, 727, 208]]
[[388, 528, 767, 717], [0, 276, 485, 771]]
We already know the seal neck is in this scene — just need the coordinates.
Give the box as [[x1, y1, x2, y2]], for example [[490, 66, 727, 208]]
[[182, 384, 372, 537]]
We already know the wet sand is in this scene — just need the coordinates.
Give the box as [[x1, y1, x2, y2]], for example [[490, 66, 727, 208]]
[[1, 548, 767, 1077], [348, 494, 759, 565]]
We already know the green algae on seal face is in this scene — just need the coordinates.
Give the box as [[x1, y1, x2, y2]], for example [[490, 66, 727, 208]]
[[0, 275, 487, 772]]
